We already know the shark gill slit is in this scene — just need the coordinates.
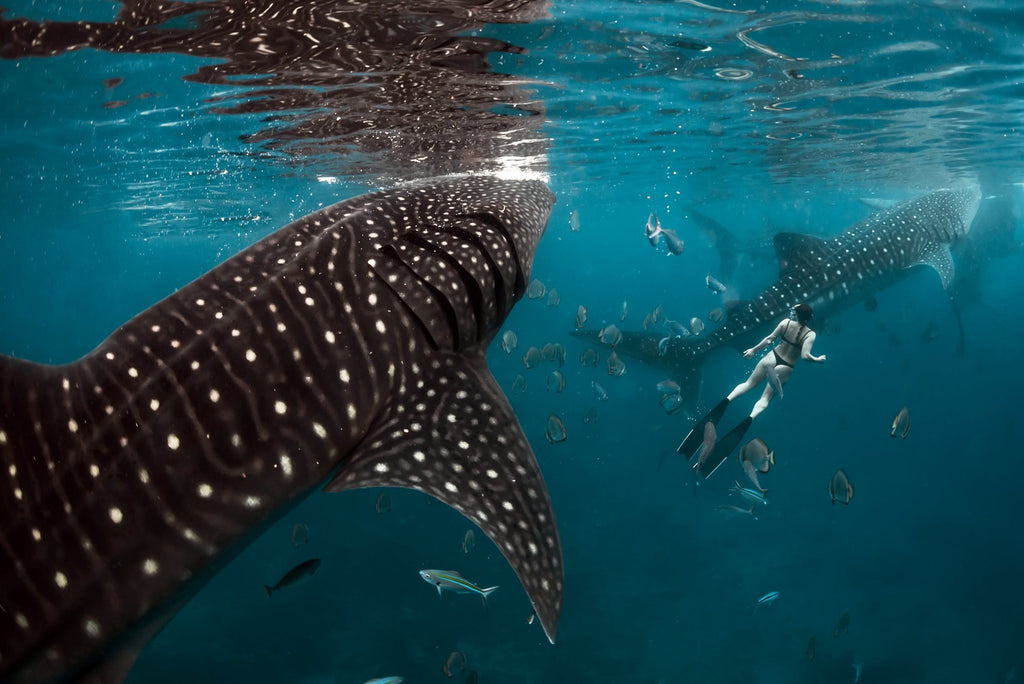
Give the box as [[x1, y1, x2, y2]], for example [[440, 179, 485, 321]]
[[400, 232, 488, 341], [377, 243, 462, 351], [456, 211, 528, 300]]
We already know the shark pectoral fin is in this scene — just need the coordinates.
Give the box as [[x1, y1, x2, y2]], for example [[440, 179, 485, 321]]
[[774, 232, 830, 276], [323, 352, 563, 643], [917, 243, 955, 289]]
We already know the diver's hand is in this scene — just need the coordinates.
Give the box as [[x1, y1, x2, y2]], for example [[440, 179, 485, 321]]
[[817, 354, 827, 363], [742, 348, 756, 359]]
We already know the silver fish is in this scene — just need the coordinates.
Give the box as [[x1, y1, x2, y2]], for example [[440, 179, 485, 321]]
[[264, 558, 322, 598], [462, 530, 476, 554], [642, 312, 655, 331], [547, 289, 561, 307], [375, 492, 392, 513], [523, 346, 542, 368], [591, 381, 609, 401], [545, 414, 568, 444], [500, 330, 518, 353], [657, 336, 672, 356], [891, 406, 910, 439], [569, 208, 581, 233], [551, 342, 567, 367], [656, 379, 681, 394], [575, 304, 588, 329], [526, 279, 546, 299], [708, 307, 724, 323], [706, 273, 727, 293], [714, 504, 756, 520], [291, 523, 310, 547], [688, 316, 705, 336], [546, 370, 566, 393], [419, 569, 498, 602], [731, 481, 768, 505], [579, 348, 599, 367], [620, 301, 628, 322], [756, 590, 780, 606], [828, 469, 854, 505], [665, 319, 690, 337], [651, 304, 665, 323]]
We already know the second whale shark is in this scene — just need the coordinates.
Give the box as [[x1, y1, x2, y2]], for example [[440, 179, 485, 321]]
[[575, 185, 982, 412]]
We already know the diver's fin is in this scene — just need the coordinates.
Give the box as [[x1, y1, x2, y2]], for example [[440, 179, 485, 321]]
[[677, 397, 730, 460], [700, 416, 753, 479]]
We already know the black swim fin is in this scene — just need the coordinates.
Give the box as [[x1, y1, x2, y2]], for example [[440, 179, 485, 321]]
[[677, 397, 730, 460], [699, 416, 753, 479]]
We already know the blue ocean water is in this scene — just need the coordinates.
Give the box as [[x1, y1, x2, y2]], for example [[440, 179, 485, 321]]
[[1, 1, 1022, 682]]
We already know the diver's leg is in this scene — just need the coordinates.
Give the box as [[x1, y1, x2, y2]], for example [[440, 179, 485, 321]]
[[751, 366, 792, 418]]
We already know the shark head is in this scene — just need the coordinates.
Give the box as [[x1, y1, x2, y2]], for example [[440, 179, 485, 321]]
[[0, 175, 562, 682]]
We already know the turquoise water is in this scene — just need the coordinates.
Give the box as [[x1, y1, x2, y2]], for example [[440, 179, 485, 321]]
[[2, 1, 1022, 682]]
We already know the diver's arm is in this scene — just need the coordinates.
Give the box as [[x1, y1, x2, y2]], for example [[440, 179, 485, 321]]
[[743, 321, 785, 359], [801, 331, 826, 363]]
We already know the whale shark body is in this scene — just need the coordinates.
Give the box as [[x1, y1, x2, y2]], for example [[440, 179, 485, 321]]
[[576, 186, 982, 409], [0, 175, 561, 683]]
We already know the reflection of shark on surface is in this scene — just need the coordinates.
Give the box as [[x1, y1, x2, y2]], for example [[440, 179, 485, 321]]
[[0, 176, 562, 682], [574, 186, 982, 410]]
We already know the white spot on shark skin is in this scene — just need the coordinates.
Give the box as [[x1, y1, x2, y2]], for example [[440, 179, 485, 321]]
[[150, 398, 160, 411], [109, 507, 123, 524], [374, 462, 388, 473], [54, 571, 69, 589], [197, 483, 213, 498], [274, 401, 287, 415], [244, 495, 262, 508], [32, 528, 41, 541], [324, 330, 336, 344], [89, 464, 99, 478], [347, 404, 357, 420], [413, 451, 426, 462], [15, 613, 29, 629], [143, 559, 159, 575], [84, 619, 101, 638], [445, 481, 458, 492], [128, 367, 139, 379], [245, 349, 257, 362], [167, 434, 180, 450], [279, 454, 293, 478], [313, 422, 327, 439], [0, 430, 7, 445], [67, 419, 78, 433]]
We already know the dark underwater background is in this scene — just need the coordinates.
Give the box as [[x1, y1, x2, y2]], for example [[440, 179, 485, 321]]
[[1, 0, 1022, 682]]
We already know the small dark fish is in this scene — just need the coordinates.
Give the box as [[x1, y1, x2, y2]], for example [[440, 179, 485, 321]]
[[579, 348, 599, 367], [547, 289, 560, 307], [921, 321, 940, 342], [545, 414, 567, 444], [591, 381, 609, 401], [706, 273, 727, 294], [541, 342, 556, 361], [375, 492, 392, 513], [828, 469, 854, 505], [551, 342, 567, 367], [264, 558, 321, 598], [606, 351, 626, 377], [659, 392, 684, 415], [526, 279, 546, 299], [651, 304, 665, 323], [522, 346, 542, 368], [511, 374, 527, 393], [833, 611, 851, 638], [582, 406, 599, 424], [864, 295, 878, 312], [642, 312, 655, 331], [891, 406, 910, 439], [291, 523, 310, 547], [546, 370, 566, 393], [103, 99, 129, 109], [443, 650, 467, 677], [569, 208, 581, 233], [708, 307, 725, 323], [103, 77, 123, 89], [806, 635, 816, 660], [575, 305, 588, 329], [462, 530, 476, 554]]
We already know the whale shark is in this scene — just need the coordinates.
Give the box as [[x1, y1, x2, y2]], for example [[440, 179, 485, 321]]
[[0, 175, 561, 683], [574, 186, 982, 410]]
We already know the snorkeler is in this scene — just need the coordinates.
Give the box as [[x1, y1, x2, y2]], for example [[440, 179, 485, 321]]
[[677, 303, 826, 478]]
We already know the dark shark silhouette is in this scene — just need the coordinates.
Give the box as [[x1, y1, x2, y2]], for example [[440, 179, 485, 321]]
[[0, 175, 561, 683], [575, 186, 982, 409]]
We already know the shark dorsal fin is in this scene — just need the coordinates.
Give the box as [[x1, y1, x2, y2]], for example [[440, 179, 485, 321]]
[[774, 232, 830, 276], [918, 242, 956, 289]]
